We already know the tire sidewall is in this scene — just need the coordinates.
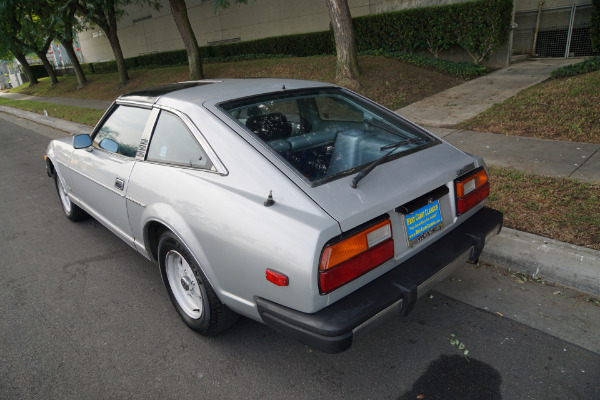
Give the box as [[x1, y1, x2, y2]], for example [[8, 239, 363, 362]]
[[54, 171, 75, 220], [158, 232, 211, 332]]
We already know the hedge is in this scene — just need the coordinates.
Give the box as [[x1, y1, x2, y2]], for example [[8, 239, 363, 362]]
[[551, 57, 600, 78], [592, 0, 600, 52], [29, 64, 49, 80], [354, 0, 513, 64], [82, 0, 512, 75]]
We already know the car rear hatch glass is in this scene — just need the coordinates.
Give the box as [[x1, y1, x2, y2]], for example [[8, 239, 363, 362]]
[[219, 87, 438, 188]]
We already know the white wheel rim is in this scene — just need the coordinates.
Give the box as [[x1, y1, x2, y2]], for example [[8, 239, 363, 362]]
[[165, 250, 203, 319], [56, 174, 72, 213]]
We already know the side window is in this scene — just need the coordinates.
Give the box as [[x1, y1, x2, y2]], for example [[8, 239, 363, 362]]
[[146, 111, 213, 170], [93, 105, 151, 157]]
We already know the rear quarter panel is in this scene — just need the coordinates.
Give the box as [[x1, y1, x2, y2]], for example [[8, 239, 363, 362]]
[[126, 115, 341, 319]]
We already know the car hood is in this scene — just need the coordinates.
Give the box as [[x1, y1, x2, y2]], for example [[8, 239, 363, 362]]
[[302, 142, 477, 232]]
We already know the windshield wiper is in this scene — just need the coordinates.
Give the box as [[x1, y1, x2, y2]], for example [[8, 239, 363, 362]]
[[350, 138, 427, 189]]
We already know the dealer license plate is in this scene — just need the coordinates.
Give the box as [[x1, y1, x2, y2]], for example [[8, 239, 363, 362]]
[[404, 200, 444, 247]]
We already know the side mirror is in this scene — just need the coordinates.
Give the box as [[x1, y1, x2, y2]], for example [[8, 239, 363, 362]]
[[73, 134, 92, 149]]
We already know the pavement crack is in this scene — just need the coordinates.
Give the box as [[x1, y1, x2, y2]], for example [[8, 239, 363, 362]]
[[568, 146, 600, 179]]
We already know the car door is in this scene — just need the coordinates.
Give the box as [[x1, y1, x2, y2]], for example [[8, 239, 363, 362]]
[[69, 104, 155, 245]]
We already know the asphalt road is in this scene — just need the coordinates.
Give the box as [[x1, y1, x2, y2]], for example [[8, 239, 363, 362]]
[[1, 113, 599, 400]]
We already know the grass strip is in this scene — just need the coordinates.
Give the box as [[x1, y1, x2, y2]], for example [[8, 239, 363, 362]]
[[459, 70, 600, 144], [0, 98, 104, 126], [488, 166, 600, 250]]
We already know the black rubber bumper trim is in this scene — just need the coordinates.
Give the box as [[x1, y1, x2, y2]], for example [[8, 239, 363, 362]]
[[256, 207, 503, 353]]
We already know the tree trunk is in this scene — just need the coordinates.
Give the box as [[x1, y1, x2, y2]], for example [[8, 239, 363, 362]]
[[13, 51, 39, 87], [105, 26, 129, 86], [35, 50, 59, 86], [325, 0, 359, 89], [170, 0, 204, 80], [60, 38, 87, 89], [34, 37, 59, 86]]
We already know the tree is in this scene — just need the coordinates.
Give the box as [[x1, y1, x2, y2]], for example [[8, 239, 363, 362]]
[[325, 0, 359, 89], [169, 0, 248, 81], [52, 1, 88, 88], [169, 0, 203, 80], [18, 0, 60, 86], [75, 0, 160, 87], [0, 26, 39, 86], [29, 0, 88, 88], [0, 0, 43, 86]]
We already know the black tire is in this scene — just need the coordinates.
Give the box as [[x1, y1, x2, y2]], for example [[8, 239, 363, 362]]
[[53, 169, 88, 221], [158, 231, 238, 336]]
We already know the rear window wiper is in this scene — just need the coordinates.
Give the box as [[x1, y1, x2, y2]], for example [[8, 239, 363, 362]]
[[350, 138, 427, 189], [364, 118, 410, 140]]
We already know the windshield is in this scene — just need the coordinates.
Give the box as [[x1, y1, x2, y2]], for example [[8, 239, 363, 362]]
[[220, 88, 436, 185]]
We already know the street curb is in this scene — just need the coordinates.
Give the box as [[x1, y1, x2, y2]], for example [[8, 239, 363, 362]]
[[0, 105, 93, 135], [481, 227, 600, 296]]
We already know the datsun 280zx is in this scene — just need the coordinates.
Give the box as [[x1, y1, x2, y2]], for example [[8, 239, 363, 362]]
[[45, 79, 503, 353]]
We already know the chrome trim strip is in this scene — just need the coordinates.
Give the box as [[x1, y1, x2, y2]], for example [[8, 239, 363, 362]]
[[126, 196, 146, 208]]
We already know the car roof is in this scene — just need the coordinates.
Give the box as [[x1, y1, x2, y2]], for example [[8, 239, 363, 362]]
[[118, 78, 336, 107]]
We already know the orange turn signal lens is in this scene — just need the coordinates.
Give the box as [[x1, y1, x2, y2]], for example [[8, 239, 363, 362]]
[[320, 220, 392, 271], [456, 168, 490, 215], [456, 169, 488, 198]]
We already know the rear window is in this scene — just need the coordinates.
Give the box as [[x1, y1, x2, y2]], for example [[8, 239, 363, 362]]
[[220, 88, 435, 185]]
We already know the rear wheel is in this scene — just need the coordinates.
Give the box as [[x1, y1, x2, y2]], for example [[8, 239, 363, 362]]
[[158, 231, 238, 336], [54, 169, 88, 221]]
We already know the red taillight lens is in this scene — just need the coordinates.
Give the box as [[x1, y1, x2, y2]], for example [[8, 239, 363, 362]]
[[319, 219, 393, 294], [456, 168, 490, 215]]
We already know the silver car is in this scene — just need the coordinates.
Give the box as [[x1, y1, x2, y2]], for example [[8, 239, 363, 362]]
[[45, 79, 502, 353]]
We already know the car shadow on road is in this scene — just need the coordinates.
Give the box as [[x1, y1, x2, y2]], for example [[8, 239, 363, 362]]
[[398, 355, 502, 400]]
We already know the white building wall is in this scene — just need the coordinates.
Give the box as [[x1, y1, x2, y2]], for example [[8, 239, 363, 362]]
[[79, 0, 462, 63], [76, 0, 587, 66]]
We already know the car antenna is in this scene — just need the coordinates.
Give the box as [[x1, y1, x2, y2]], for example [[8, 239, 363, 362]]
[[264, 190, 275, 207]]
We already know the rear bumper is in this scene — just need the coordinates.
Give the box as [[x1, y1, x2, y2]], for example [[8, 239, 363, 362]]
[[256, 207, 503, 353]]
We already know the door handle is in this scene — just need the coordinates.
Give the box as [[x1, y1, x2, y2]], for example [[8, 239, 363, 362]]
[[115, 178, 124, 191]]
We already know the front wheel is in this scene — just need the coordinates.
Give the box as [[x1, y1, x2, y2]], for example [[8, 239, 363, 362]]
[[158, 231, 238, 336], [54, 169, 88, 221]]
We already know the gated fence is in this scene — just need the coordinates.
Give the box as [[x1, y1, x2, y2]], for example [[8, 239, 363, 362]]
[[513, 3, 599, 58]]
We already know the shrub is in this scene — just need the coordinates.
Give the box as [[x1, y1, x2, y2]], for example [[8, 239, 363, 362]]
[[92, 60, 118, 74], [29, 64, 48, 80], [80, 63, 95, 74], [551, 57, 600, 78], [453, 0, 513, 64], [592, 0, 600, 52]]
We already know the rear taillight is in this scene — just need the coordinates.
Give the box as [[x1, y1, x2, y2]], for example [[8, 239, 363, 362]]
[[319, 219, 393, 294], [455, 168, 490, 215]]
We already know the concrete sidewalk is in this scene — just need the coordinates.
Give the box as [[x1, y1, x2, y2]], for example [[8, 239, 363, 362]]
[[397, 58, 581, 127]]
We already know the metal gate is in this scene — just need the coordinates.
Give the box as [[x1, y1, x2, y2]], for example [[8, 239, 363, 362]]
[[513, 3, 599, 58]]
